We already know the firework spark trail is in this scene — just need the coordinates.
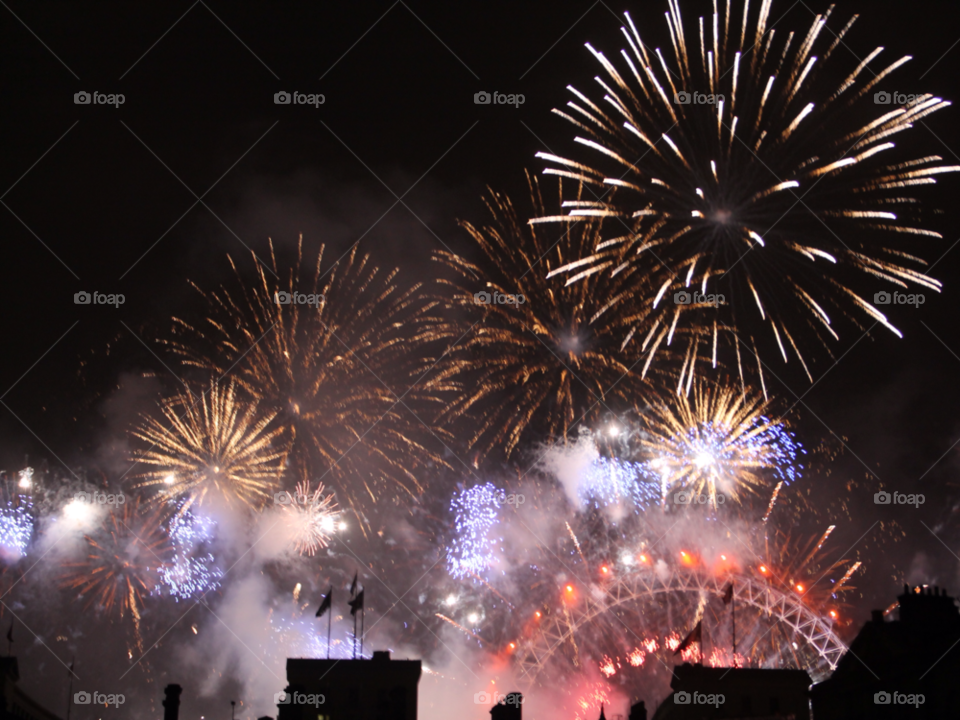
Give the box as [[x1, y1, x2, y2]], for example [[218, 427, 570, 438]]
[[158, 500, 222, 601], [60, 497, 173, 649], [0, 497, 33, 558], [538, 1, 959, 385], [447, 483, 503, 578], [433, 174, 673, 459], [763, 481, 784, 523], [164, 238, 447, 525], [280, 481, 339, 556], [641, 380, 803, 506], [132, 380, 286, 511], [436, 613, 485, 642]]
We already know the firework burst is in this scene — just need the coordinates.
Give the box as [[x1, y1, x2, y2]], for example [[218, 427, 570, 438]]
[[158, 500, 222, 601], [641, 380, 803, 506], [164, 239, 446, 524], [132, 380, 287, 510], [434, 175, 673, 459], [280, 481, 339, 556], [539, 1, 958, 384], [60, 497, 173, 640]]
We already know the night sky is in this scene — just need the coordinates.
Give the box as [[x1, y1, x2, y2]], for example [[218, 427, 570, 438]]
[[3, 1, 960, 718]]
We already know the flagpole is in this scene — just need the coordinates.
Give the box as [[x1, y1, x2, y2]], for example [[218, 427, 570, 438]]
[[353, 609, 358, 659], [732, 593, 737, 666], [66, 657, 74, 720], [360, 604, 364, 659], [327, 605, 331, 660]]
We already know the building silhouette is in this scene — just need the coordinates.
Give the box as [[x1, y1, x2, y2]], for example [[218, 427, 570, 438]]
[[651, 663, 811, 719], [810, 584, 960, 719], [0, 658, 62, 720], [277, 651, 420, 720], [489, 692, 522, 720]]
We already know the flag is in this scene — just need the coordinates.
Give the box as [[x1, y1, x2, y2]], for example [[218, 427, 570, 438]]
[[348, 589, 364, 616], [316, 587, 332, 617], [675, 620, 702, 655], [722, 582, 734, 605], [349, 572, 358, 597]]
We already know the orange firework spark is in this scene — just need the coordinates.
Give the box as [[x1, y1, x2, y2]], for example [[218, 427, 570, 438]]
[[60, 497, 173, 644]]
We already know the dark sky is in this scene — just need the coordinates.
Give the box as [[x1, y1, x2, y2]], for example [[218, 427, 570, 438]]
[[3, 0, 960, 715]]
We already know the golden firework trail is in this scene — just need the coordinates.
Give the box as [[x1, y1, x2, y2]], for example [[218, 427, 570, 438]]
[[132, 379, 286, 510], [433, 174, 674, 458], [163, 238, 448, 525], [538, 1, 958, 384], [642, 380, 801, 506]]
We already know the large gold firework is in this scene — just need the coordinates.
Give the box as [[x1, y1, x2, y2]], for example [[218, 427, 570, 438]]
[[59, 497, 173, 641], [539, 1, 958, 384], [132, 380, 286, 510], [432, 175, 674, 460], [163, 239, 446, 522], [641, 380, 802, 506]]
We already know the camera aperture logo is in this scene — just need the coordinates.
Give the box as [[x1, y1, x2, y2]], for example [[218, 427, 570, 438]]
[[74, 291, 125, 308], [74, 691, 125, 707], [274, 91, 325, 107], [874, 691, 924, 707], [474, 91, 525, 108], [74, 91, 125, 107], [874, 490, 924, 508], [674, 290, 724, 307], [674, 691, 724, 708], [874, 290, 924, 307], [474, 290, 525, 306]]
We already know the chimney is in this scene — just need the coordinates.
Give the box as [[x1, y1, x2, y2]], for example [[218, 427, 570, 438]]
[[629, 700, 647, 720], [163, 685, 182, 720], [372, 651, 390, 662]]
